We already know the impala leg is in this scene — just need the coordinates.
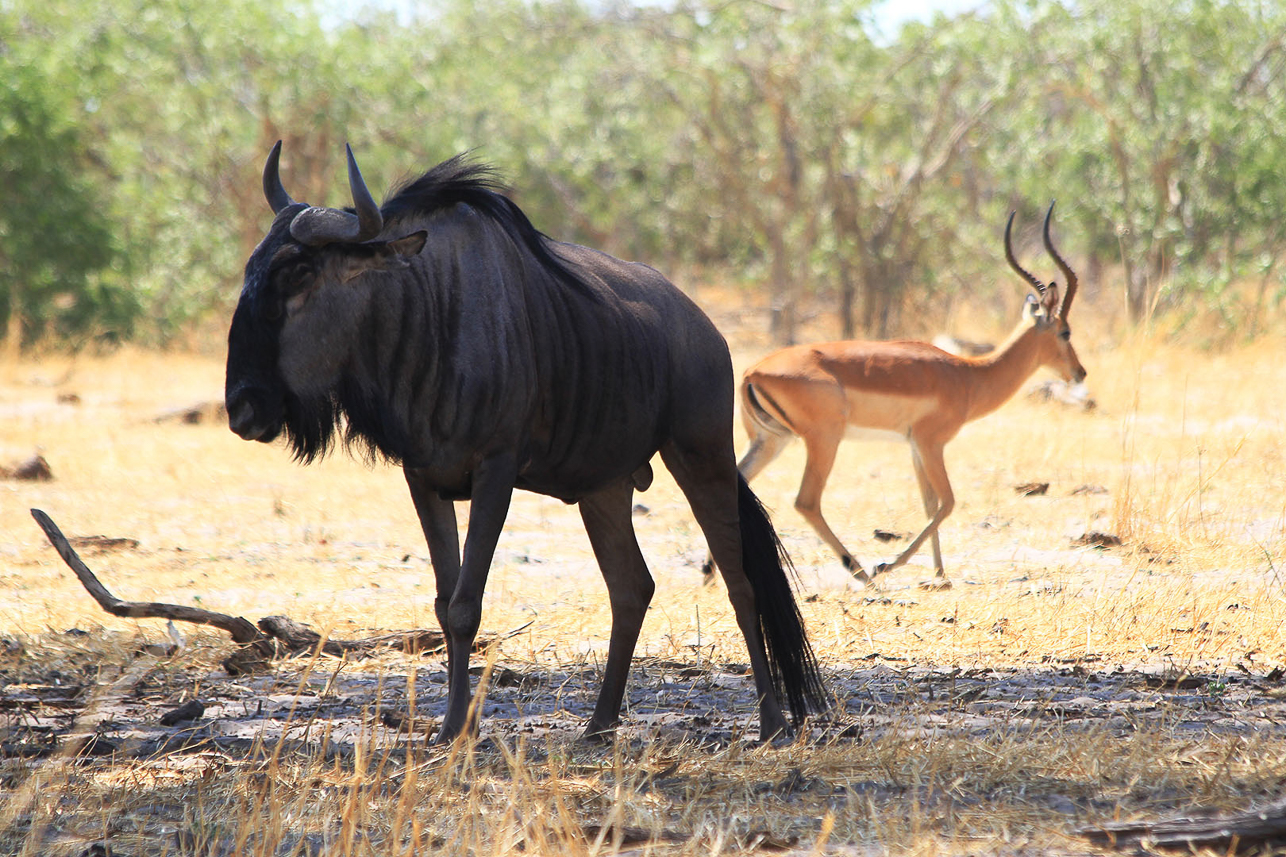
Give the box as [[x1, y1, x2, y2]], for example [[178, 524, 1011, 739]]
[[910, 449, 950, 588], [701, 429, 791, 580], [738, 429, 793, 483], [794, 430, 865, 580], [430, 454, 516, 744], [876, 440, 953, 588], [661, 442, 791, 741], [578, 481, 656, 740]]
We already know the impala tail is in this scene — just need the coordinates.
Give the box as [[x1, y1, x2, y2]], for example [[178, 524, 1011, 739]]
[[741, 378, 796, 438], [737, 472, 828, 724]]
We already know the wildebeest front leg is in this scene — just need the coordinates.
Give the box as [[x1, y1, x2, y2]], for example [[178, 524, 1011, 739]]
[[404, 468, 462, 638], [429, 455, 516, 744], [577, 481, 656, 740], [404, 468, 462, 729]]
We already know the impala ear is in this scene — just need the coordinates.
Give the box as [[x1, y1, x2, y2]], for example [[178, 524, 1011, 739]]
[[1042, 283, 1061, 316], [1022, 293, 1040, 321]]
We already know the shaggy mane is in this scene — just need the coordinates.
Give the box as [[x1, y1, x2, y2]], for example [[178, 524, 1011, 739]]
[[381, 154, 596, 299]]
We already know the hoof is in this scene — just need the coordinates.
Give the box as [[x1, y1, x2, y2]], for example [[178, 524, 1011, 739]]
[[917, 577, 952, 591], [874, 562, 894, 576], [844, 556, 870, 584], [758, 721, 793, 745], [700, 559, 716, 580], [580, 722, 616, 744], [430, 717, 477, 746]]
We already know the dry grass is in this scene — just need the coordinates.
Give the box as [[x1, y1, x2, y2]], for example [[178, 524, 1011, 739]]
[[3, 310, 1286, 855]]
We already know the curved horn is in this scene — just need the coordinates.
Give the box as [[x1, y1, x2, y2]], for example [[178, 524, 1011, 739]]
[[1042, 201, 1078, 318], [263, 140, 296, 214], [1004, 210, 1046, 296], [289, 145, 385, 246], [346, 144, 383, 242]]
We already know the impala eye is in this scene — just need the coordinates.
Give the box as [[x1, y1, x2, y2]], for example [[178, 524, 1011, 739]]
[[1060, 328, 1072, 341]]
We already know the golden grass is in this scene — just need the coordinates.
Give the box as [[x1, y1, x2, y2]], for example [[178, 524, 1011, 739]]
[[3, 316, 1286, 855]]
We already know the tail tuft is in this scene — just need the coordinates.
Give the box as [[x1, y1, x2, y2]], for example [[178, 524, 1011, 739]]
[[737, 473, 827, 724]]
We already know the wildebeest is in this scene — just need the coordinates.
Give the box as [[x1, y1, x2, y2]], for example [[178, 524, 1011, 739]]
[[225, 142, 825, 743]]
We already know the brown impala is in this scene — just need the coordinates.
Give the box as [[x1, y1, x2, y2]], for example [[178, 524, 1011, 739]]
[[710, 203, 1086, 589]]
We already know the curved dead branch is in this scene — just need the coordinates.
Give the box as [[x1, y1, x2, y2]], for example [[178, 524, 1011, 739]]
[[31, 508, 270, 651], [30, 509, 515, 673]]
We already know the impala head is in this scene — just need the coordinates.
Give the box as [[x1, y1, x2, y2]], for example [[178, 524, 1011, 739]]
[[225, 141, 426, 453], [1004, 202, 1086, 385]]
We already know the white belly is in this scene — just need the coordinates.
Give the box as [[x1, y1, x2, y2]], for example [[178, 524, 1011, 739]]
[[842, 388, 936, 442], [844, 424, 909, 443]]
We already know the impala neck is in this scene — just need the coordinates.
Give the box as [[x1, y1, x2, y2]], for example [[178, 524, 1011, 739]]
[[962, 321, 1046, 422]]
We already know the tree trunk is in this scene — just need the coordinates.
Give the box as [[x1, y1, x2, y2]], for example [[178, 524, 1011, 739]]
[[767, 226, 796, 345], [4, 281, 22, 361], [838, 254, 856, 340]]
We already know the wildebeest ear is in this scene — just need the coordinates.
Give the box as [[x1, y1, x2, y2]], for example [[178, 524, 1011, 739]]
[[389, 231, 427, 258], [341, 231, 428, 282]]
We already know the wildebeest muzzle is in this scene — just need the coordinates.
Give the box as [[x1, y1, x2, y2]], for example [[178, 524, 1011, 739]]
[[226, 382, 283, 443]]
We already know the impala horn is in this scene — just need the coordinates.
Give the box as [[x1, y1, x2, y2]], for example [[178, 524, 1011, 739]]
[[1004, 210, 1047, 298], [286, 144, 384, 246], [1042, 201, 1078, 318]]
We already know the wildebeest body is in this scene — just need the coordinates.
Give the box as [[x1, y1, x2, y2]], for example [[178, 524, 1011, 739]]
[[226, 145, 824, 742]]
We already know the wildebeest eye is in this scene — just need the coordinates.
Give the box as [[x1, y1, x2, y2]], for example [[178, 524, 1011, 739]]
[[267, 262, 317, 312], [275, 262, 315, 293], [287, 270, 315, 296], [264, 297, 284, 322]]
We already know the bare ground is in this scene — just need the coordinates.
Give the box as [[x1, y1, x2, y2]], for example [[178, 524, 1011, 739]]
[[3, 332, 1286, 855]]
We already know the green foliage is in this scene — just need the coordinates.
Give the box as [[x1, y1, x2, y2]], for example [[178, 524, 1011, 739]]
[[2, 0, 1284, 349], [988, 0, 1286, 329], [0, 48, 124, 348]]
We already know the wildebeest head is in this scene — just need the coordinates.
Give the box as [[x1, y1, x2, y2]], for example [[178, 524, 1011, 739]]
[[225, 142, 426, 459]]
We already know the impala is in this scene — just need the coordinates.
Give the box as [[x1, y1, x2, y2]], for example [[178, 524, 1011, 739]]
[[712, 203, 1085, 589]]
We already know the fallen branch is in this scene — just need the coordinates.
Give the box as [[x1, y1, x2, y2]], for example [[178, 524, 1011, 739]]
[[255, 615, 464, 657], [31, 508, 270, 653], [31, 508, 513, 673], [1080, 795, 1286, 852]]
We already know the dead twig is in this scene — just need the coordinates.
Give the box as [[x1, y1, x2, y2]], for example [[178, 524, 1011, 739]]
[[1080, 795, 1286, 851], [256, 615, 457, 657]]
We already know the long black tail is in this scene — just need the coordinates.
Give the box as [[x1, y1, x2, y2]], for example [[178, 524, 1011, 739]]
[[737, 472, 827, 724]]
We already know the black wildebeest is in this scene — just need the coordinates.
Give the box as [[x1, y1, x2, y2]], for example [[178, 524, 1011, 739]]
[[225, 142, 825, 743]]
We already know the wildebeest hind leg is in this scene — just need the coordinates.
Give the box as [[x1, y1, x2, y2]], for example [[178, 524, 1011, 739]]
[[702, 430, 791, 579], [661, 443, 791, 740], [578, 481, 656, 739]]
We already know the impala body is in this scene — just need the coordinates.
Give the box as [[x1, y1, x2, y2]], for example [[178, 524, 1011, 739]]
[[717, 205, 1085, 588], [225, 143, 824, 742]]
